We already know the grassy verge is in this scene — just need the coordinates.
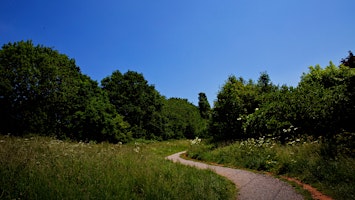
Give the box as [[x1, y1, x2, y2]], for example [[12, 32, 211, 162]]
[[0, 135, 236, 200], [187, 137, 355, 200]]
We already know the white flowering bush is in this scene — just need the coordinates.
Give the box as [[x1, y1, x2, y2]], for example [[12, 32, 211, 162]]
[[133, 142, 141, 153], [190, 137, 202, 145]]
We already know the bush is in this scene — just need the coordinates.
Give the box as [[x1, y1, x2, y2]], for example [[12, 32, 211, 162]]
[[187, 138, 355, 199]]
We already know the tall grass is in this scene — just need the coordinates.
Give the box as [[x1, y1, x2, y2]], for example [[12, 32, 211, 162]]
[[0, 136, 236, 200], [187, 137, 355, 200]]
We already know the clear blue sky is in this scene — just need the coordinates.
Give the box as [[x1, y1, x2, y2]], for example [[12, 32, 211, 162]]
[[1, 0, 354, 105]]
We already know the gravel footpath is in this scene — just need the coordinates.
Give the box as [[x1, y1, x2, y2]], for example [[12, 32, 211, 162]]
[[166, 151, 304, 200]]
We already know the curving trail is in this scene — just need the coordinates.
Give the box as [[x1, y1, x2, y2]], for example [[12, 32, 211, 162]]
[[166, 151, 304, 200]]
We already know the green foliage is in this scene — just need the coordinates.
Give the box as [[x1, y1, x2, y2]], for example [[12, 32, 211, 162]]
[[210, 61, 355, 148], [0, 40, 208, 142], [198, 92, 211, 119], [341, 51, 355, 68], [2, 40, 353, 148], [257, 71, 273, 94], [66, 80, 132, 143], [0, 136, 236, 200], [0, 40, 78, 136], [0, 41, 130, 142], [210, 76, 259, 141], [242, 86, 298, 143], [187, 138, 355, 199], [162, 98, 208, 139], [101, 70, 164, 139], [298, 63, 355, 136]]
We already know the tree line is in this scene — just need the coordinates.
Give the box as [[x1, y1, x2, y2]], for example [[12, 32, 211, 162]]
[[0, 41, 208, 142], [1, 40, 354, 150], [209, 51, 354, 155]]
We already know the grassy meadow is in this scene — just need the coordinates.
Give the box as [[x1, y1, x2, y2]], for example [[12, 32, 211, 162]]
[[187, 137, 355, 200], [0, 136, 236, 200]]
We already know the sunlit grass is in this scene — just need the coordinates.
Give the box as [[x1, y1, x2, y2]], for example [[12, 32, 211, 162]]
[[187, 137, 355, 200], [0, 136, 236, 200]]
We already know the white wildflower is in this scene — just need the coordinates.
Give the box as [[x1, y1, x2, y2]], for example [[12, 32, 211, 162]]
[[190, 137, 202, 145], [133, 146, 140, 153]]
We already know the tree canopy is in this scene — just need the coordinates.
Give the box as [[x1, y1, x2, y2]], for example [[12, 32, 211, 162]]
[[101, 70, 164, 139], [1, 40, 353, 150], [162, 98, 207, 139], [198, 92, 211, 119], [210, 61, 355, 148], [0, 41, 130, 142], [341, 51, 355, 68]]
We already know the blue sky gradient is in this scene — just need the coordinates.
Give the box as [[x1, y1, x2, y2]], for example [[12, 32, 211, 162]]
[[1, 0, 354, 104]]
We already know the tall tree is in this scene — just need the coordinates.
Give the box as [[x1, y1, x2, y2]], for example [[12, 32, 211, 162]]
[[0, 40, 80, 135], [0, 40, 130, 142], [162, 98, 207, 139], [101, 70, 164, 139], [257, 71, 272, 93], [198, 92, 211, 119], [210, 76, 259, 141], [65, 75, 132, 142], [341, 51, 355, 68]]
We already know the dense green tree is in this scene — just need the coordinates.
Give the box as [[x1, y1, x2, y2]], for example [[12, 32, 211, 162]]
[[65, 75, 132, 142], [0, 40, 130, 142], [242, 62, 355, 144], [257, 71, 273, 94], [162, 98, 207, 139], [242, 85, 299, 142], [297, 63, 355, 136], [198, 92, 211, 119], [101, 70, 164, 139], [341, 51, 355, 68], [210, 76, 259, 141], [0, 40, 80, 135]]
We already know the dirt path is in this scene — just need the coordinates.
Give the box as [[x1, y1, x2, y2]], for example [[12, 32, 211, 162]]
[[166, 151, 304, 200]]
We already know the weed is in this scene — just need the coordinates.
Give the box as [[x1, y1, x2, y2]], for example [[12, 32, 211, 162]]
[[0, 136, 236, 200]]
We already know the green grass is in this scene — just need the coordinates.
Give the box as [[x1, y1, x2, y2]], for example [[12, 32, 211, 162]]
[[187, 137, 355, 200], [0, 136, 236, 200]]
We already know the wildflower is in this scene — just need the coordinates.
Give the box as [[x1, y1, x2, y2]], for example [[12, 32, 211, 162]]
[[133, 146, 140, 153], [237, 117, 242, 121], [255, 108, 259, 111], [190, 137, 202, 145], [117, 142, 123, 148]]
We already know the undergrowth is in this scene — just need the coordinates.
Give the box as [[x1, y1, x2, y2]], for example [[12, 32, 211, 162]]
[[0, 135, 236, 200]]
